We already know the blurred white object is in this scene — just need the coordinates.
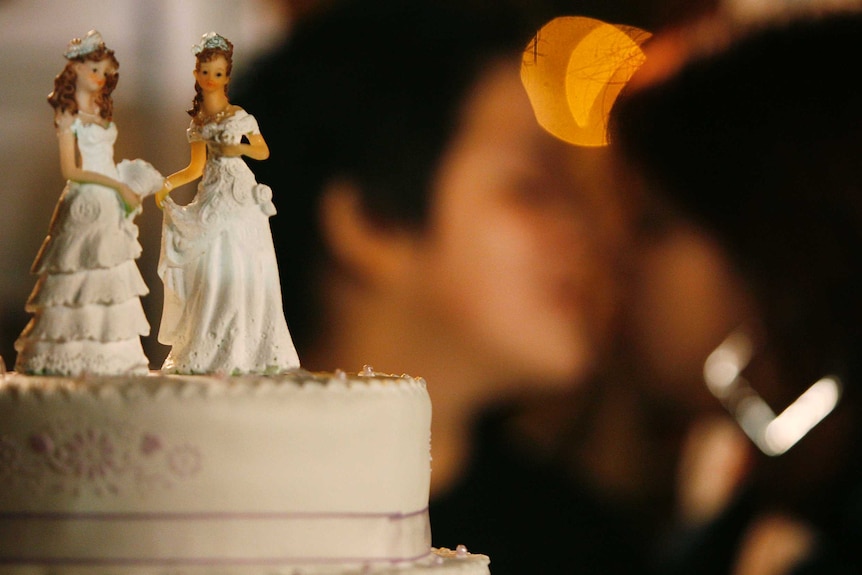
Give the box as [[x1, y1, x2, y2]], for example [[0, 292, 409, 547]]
[[704, 328, 841, 456]]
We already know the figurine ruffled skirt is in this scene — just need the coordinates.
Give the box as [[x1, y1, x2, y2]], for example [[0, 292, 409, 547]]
[[14, 121, 151, 376]]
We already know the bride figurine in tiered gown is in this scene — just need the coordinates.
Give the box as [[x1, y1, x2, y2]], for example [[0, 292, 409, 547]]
[[15, 30, 159, 376], [154, 32, 299, 375]]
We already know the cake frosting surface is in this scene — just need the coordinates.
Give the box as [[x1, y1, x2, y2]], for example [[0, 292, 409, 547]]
[[0, 370, 489, 574]]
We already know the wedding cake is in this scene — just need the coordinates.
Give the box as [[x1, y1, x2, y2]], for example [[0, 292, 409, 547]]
[[0, 29, 490, 574], [0, 369, 490, 574]]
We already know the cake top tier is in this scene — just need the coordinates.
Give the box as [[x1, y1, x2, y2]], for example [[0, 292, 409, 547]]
[[0, 369, 432, 515]]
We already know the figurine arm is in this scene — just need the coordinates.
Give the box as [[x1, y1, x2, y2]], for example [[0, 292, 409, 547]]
[[57, 120, 141, 215], [155, 140, 207, 209], [216, 132, 270, 161], [243, 132, 270, 160]]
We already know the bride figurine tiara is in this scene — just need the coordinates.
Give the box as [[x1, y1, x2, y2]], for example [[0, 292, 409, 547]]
[[192, 31, 231, 55], [63, 29, 105, 59]]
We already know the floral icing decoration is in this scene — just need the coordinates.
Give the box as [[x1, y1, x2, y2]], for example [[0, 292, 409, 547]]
[[0, 418, 202, 497]]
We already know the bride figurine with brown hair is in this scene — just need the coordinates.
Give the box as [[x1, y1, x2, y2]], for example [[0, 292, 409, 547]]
[[155, 32, 299, 375], [15, 30, 158, 376]]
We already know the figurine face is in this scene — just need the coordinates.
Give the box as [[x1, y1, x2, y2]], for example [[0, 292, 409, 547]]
[[194, 55, 230, 93], [403, 59, 622, 387], [74, 59, 113, 94]]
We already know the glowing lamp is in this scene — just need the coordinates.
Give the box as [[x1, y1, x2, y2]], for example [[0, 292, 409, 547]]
[[521, 16, 651, 147]]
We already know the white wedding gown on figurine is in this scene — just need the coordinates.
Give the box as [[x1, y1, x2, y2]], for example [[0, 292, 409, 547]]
[[15, 119, 151, 376], [158, 110, 299, 374]]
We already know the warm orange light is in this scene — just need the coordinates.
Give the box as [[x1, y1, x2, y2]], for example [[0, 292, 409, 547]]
[[521, 17, 650, 147]]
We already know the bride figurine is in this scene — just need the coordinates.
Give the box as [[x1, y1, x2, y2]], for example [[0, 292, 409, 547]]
[[155, 32, 300, 375], [15, 30, 159, 376]]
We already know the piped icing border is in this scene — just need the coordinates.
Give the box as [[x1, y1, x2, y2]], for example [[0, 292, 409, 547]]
[[0, 369, 428, 402]]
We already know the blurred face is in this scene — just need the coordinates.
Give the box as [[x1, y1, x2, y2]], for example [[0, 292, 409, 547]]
[[404, 59, 623, 389], [612, 158, 755, 413], [74, 58, 113, 94]]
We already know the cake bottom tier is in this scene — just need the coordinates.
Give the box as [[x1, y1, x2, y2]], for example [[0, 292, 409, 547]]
[[0, 547, 490, 574]]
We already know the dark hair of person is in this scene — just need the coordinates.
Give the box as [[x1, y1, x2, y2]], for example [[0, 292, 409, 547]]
[[611, 11, 862, 400], [235, 0, 537, 350]]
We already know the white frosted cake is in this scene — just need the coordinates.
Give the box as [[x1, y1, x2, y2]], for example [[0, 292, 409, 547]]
[[0, 369, 490, 574]]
